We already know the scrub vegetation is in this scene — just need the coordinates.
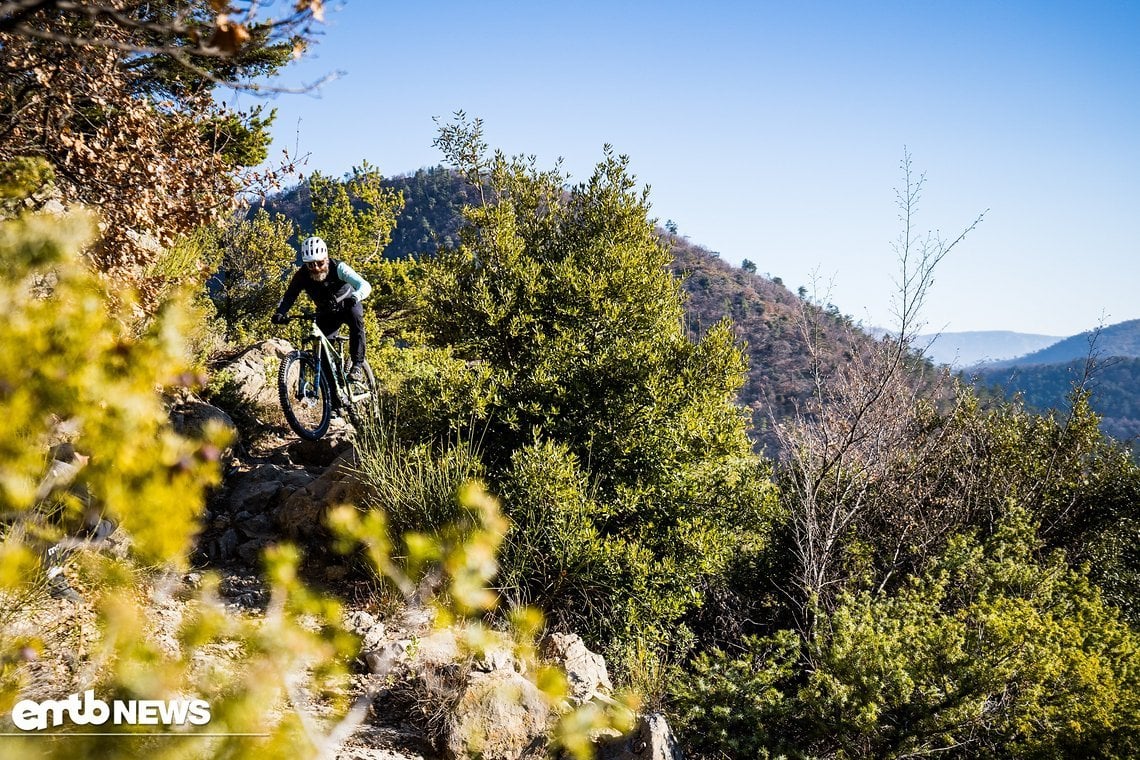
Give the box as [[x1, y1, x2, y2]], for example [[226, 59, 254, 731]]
[[2, 5, 1139, 758]]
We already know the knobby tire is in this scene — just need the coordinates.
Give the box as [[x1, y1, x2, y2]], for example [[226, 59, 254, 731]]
[[344, 360, 377, 431], [278, 351, 331, 440]]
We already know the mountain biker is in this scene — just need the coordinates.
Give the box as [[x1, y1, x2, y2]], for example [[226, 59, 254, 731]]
[[271, 236, 372, 385]]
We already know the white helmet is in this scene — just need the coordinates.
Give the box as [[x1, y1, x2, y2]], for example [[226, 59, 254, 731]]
[[300, 236, 328, 263]]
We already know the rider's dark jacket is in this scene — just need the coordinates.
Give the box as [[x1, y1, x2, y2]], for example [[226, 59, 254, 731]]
[[274, 258, 370, 315]]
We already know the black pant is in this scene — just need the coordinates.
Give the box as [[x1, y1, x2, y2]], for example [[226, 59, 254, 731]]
[[316, 301, 366, 366]]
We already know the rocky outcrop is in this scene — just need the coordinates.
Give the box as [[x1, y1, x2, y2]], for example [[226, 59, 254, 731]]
[[216, 338, 293, 412], [355, 613, 550, 760], [285, 420, 356, 468], [443, 669, 551, 760], [541, 632, 613, 707], [276, 447, 359, 538], [597, 713, 682, 760], [196, 334, 360, 560], [348, 613, 686, 760]]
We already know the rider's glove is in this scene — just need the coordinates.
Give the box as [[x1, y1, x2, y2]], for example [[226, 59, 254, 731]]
[[271, 312, 288, 325]]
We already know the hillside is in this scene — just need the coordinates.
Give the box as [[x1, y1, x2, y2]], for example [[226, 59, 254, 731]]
[[974, 356, 1140, 443], [666, 237, 877, 449], [258, 167, 482, 259], [976, 319, 1140, 369], [917, 330, 1063, 368], [967, 319, 1140, 444]]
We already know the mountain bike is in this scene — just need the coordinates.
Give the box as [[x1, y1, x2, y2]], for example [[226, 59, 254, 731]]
[[276, 313, 377, 440]]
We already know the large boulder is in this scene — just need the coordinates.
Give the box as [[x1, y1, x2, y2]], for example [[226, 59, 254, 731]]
[[215, 338, 293, 412], [540, 633, 612, 706], [597, 714, 682, 760], [170, 398, 237, 442], [360, 615, 550, 760], [443, 669, 552, 760]]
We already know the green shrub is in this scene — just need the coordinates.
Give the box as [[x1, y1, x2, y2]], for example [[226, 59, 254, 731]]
[[669, 630, 802, 759], [370, 119, 784, 668], [670, 509, 1140, 759]]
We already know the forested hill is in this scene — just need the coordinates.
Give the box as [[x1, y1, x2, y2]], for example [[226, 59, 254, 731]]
[[261, 167, 886, 450], [974, 357, 1140, 444], [967, 319, 1140, 446], [259, 167, 480, 259]]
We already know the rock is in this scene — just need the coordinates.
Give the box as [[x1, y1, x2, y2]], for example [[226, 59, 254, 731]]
[[226, 475, 285, 514], [443, 669, 552, 760], [39, 196, 67, 216], [229, 463, 315, 507], [541, 633, 612, 705], [236, 538, 270, 564], [286, 422, 356, 467], [239, 513, 275, 540], [364, 646, 402, 677], [344, 609, 377, 633], [363, 628, 454, 678], [408, 629, 461, 669], [276, 450, 359, 539], [171, 398, 238, 442], [472, 646, 520, 674], [596, 714, 682, 760], [217, 528, 240, 560], [216, 339, 293, 411], [346, 610, 387, 653]]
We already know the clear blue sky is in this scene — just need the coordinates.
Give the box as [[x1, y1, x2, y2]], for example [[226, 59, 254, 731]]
[[236, 0, 1140, 337]]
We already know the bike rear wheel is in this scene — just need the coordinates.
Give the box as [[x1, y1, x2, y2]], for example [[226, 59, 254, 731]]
[[344, 360, 378, 430], [278, 351, 331, 440]]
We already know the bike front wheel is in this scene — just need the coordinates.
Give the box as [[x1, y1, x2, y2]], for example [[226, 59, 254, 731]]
[[278, 351, 331, 440]]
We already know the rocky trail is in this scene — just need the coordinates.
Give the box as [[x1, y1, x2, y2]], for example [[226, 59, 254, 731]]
[[175, 340, 682, 760], [9, 339, 679, 759]]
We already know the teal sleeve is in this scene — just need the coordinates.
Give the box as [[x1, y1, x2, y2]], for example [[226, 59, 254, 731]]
[[337, 261, 372, 301]]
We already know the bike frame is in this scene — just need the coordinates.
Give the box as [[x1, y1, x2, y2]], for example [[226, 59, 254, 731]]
[[295, 315, 369, 405]]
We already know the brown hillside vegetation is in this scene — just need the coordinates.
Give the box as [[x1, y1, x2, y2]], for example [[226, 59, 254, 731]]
[[666, 236, 872, 452]]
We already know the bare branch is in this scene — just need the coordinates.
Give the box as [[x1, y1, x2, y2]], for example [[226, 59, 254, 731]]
[[777, 151, 984, 630]]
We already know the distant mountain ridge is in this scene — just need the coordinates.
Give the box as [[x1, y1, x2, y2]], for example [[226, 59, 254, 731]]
[[974, 357, 1140, 444], [966, 319, 1140, 446], [975, 319, 1140, 369], [917, 331, 1063, 368]]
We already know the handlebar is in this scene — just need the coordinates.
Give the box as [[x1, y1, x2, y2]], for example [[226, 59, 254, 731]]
[[277, 314, 346, 341]]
